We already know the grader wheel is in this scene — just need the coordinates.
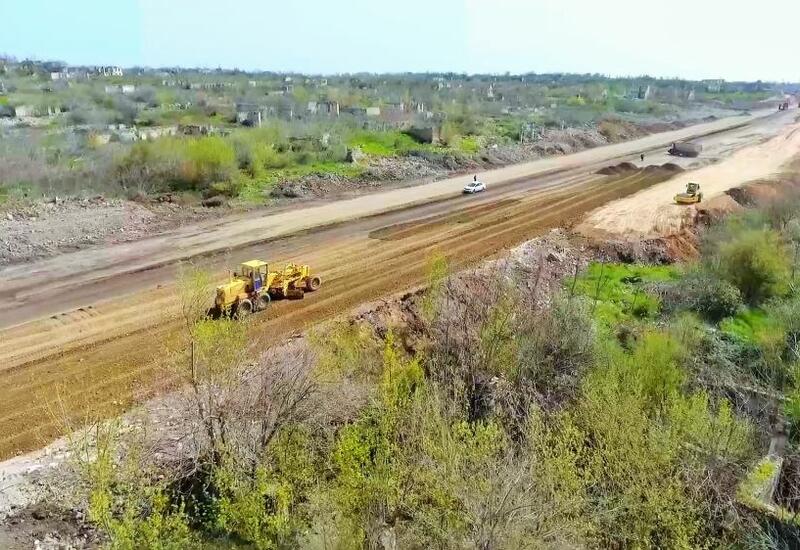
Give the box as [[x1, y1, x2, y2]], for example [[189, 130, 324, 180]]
[[306, 276, 322, 292], [235, 299, 253, 318], [286, 288, 305, 300]]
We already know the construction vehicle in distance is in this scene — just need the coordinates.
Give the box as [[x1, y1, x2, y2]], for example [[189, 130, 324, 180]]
[[674, 182, 703, 204], [668, 141, 702, 158], [210, 260, 321, 318]]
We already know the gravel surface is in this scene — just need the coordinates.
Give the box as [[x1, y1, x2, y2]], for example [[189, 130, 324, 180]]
[[0, 197, 225, 266]]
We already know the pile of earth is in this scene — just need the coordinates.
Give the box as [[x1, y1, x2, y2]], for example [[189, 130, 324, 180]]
[[597, 162, 639, 175], [596, 162, 684, 176]]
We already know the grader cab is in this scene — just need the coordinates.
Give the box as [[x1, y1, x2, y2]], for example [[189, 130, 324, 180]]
[[211, 260, 321, 317]]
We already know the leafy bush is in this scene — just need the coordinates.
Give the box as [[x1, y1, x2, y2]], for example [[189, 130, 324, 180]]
[[515, 294, 596, 393], [669, 270, 743, 321], [458, 135, 480, 154], [112, 139, 184, 194], [212, 429, 317, 549], [566, 95, 586, 107], [81, 423, 196, 549], [183, 136, 237, 188], [710, 228, 790, 305], [439, 120, 462, 147], [574, 335, 754, 548]]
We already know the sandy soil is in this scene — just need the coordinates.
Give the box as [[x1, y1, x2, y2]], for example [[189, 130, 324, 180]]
[[578, 121, 800, 239]]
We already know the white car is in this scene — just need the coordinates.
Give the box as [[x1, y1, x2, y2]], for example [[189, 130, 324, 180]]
[[463, 179, 486, 194]]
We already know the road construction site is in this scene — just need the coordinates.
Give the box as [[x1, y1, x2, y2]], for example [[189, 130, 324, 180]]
[[0, 109, 797, 459]]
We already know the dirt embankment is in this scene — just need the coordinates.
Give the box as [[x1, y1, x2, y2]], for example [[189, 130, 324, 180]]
[[597, 161, 683, 177], [590, 174, 800, 266]]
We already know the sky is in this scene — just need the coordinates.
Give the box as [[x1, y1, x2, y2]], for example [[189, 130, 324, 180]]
[[2, 0, 798, 81]]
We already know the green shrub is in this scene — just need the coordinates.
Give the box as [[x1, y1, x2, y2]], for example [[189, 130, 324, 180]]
[[184, 136, 237, 187], [566, 95, 586, 107], [632, 332, 686, 412], [458, 135, 480, 154], [516, 294, 596, 391], [671, 270, 743, 321], [785, 387, 800, 441], [576, 334, 754, 548], [212, 429, 316, 549], [439, 120, 462, 147], [112, 139, 185, 193], [712, 228, 790, 305], [721, 307, 793, 387], [82, 423, 196, 549]]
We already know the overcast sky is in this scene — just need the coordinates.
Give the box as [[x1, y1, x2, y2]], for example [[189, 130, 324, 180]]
[[3, 0, 797, 81]]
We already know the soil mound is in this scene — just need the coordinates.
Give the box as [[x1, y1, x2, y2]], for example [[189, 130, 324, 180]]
[[643, 163, 684, 174], [661, 163, 683, 173], [597, 161, 638, 176], [597, 230, 700, 264]]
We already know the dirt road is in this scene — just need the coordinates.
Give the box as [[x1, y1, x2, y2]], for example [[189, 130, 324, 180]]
[[0, 110, 794, 459], [578, 118, 800, 238]]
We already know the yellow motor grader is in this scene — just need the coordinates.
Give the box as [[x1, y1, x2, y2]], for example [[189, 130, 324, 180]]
[[210, 260, 321, 317]]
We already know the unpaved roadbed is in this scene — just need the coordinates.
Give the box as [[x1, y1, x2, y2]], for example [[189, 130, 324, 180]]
[[0, 166, 678, 459], [577, 121, 800, 239]]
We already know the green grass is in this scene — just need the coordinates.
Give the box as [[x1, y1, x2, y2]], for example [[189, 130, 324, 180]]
[[237, 162, 365, 203], [701, 91, 771, 104], [346, 131, 426, 156], [458, 136, 480, 154], [0, 181, 38, 206], [571, 262, 681, 327], [720, 308, 773, 343]]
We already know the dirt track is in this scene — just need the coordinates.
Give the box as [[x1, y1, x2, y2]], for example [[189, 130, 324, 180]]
[[0, 110, 794, 459], [578, 119, 800, 238]]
